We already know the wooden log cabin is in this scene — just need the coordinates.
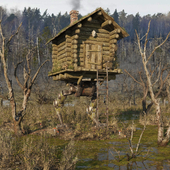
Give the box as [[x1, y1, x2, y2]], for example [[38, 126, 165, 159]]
[[48, 7, 129, 83]]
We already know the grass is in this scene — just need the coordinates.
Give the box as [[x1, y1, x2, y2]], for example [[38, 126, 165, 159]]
[[1, 87, 170, 169]]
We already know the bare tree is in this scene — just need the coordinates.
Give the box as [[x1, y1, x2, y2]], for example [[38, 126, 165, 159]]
[[0, 21, 48, 136], [135, 21, 170, 146], [124, 69, 154, 114]]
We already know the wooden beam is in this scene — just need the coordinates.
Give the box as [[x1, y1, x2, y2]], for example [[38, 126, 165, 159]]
[[87, 17, 92, 22], [75, 29, 81, 34], [72, 34, 79, 39], [83, 23, 100, 29], [110, 34, 119, 39], [110, 29, 121, 35], [101, 20, 112, 28], [97, 11, 102, 16], [110, 39, 117, 44], [77, 23, 82, 28]]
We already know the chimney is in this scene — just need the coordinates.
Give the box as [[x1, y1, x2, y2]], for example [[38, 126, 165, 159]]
[[70, 10, 79, 24]]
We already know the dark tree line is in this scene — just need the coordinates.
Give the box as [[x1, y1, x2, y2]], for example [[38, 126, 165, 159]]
[[1, 6, 170, 43], [0, 6, 170, 87]]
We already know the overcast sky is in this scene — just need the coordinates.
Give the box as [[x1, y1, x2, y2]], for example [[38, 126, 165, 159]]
[[1, 0, 170, 16]]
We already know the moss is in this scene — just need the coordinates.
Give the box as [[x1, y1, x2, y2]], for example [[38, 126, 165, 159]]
[[68, 65, 74, 70]]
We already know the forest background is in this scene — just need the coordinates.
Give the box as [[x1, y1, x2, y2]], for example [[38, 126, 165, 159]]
[[0, 6, 170, 169], [0, 6, 170, 106]]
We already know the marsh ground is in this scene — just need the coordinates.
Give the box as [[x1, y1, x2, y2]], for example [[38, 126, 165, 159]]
[[0, 88, 170, 169]]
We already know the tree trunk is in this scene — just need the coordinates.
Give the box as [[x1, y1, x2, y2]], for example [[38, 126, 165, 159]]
[[166, 80, 170, 104], [13, 118, 23, 136], [155, 100, 165, 145], [142, 97, 153, 114]]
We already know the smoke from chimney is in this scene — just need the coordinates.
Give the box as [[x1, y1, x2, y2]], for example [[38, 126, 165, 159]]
[[70, 0, 80, 10]]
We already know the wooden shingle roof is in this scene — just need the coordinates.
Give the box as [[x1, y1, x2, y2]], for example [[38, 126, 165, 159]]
[[47, 7, 129, 43]]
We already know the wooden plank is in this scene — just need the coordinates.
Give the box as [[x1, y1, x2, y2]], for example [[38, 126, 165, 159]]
[[110, 44, 117, 49], [74, 58, 78, 63], [98, 29, 109, 34], [52, 51, 58, 55], [65, 48, 72, 52], [65, 35, 71, 38], [80, 62, 84, 66], [80, 28, 109, 34], [110, 29, 121, 35], [85, 44, 90, 69], [72, 39, 78, 44], [103, 51, 110, 55], [103, 62, 113, 68], [66, 42, 72, 47], [71, 45, 78, 49], [72, 49, 78, 53], [110, 39, 117, 44], [75, 29, 81, 34], [66, 57, 73, 61], [74, 63, 77, 70], [72, 34, 79, 39], [52, 48, 58, 52], [57, 41, 65, 49], [79, 37, 109, 42], [79, 57, 84, 62], [58, 58, 67, 63], [97, 37, 110, 42], [66, 38, 72, 43], [110, 34, 119, 39], [52, 44, 57, 48], [58, 49, 65, 56], [97, 11, 102, 16], [97, 33, 109, 38], [91, 44, 96, 69], [101, 20, 112, 28], [102, 42, 110, 47], [87, 17, 92, 22], [103, 47, 110, 51], [58, 53, 67, 60], [83, 23, 100, 29], [97, 44, 102, 69], [110, 48, 115, 53], [110, 52, 116, 57], [77, 23, 82, 28], [103, 57, 112, 63], [58, 44, 66, 52]]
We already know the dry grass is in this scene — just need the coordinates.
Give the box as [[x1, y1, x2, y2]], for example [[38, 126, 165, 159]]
[[0, 129, 77, 169]]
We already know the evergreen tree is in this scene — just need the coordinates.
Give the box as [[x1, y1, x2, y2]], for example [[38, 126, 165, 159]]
[[112, 9, 119, 24], [133, 13, 140, 32]]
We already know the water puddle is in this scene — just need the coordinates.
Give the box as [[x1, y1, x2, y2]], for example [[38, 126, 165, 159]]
[[76, 140, 170, 170]]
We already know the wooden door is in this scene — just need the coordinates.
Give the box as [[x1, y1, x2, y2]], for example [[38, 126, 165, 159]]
[[84, 43, 102, 69]]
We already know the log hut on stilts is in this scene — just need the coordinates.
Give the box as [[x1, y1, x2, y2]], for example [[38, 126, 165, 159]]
[[48, 7, 129, 127]]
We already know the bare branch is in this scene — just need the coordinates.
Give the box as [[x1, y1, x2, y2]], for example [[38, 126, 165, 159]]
[[24, 48, 36, 88], [124, 69, 143, 86], [136, 112, 146, 153], [150, 63, 160, 78], [146, 32, 170, 64], [30, 60, 49, 88], [152, 63, 161, 87], [135, 30, 143, 56], [7, 22, 22, 45], [144, 21, 151, 54], [13, 61, 24, 90], [138, 71, 146, 89]]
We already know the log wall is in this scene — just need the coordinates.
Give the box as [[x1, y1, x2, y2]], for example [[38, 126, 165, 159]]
[[51, 18, 121, 73]]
